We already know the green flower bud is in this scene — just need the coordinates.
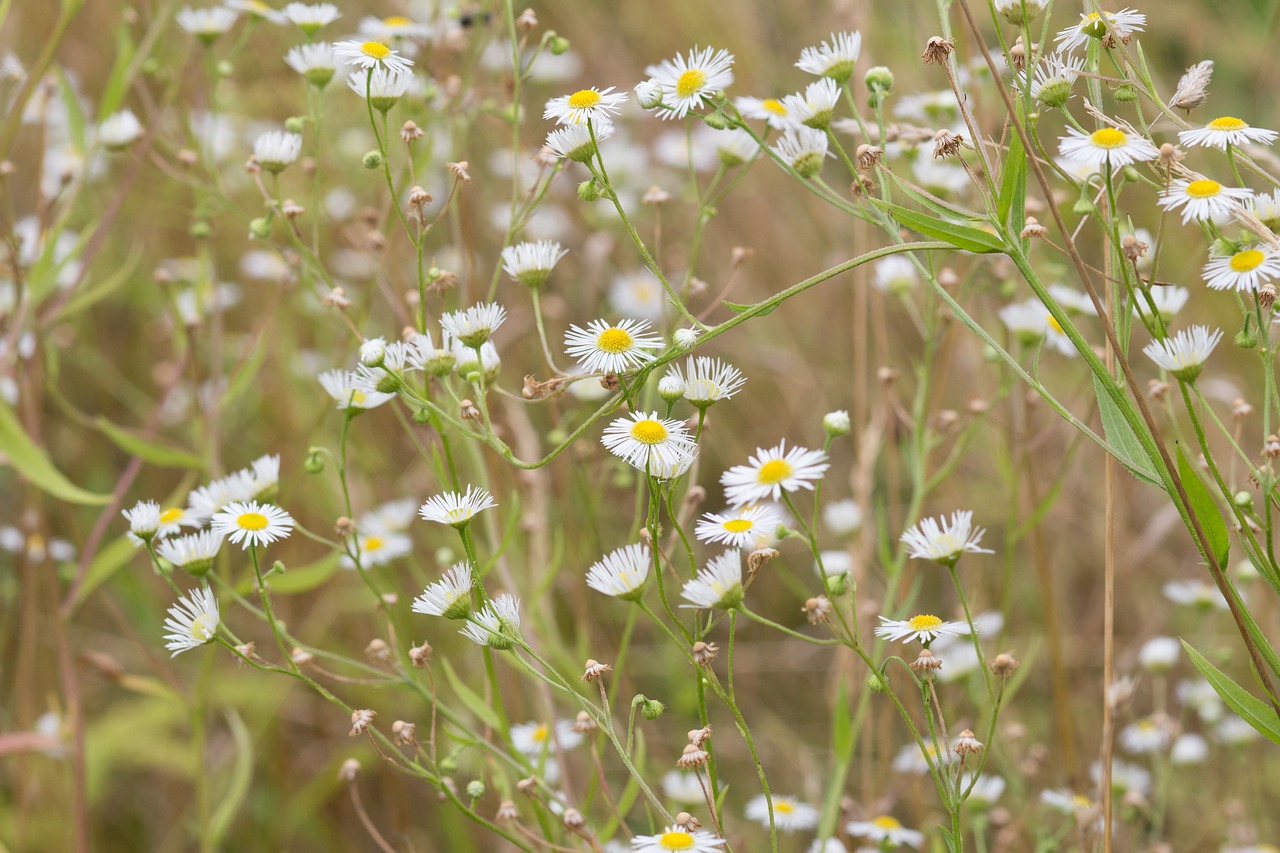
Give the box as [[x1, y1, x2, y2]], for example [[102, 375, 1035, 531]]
[[1072, 194, 1096, 216], [439, 755, 458, 774], [865, 66, 895, 95], [1235, 326, 1259, 349], [412, 406, 432, 425], [549, 35, 570, 55], [190, 220, 212, 239], [249, 217, 272, 239], [867, 671, 890, 694], [466, 780, 485, 800], [362, 150, 384, 170], [376, 374, 401, 394], [1233, 490, 1253, 509], [702, 111, 729, 130], [640, 698, 665, 720], [1113, 83, 1138, 103], [284, 116, 306, 134], [304, 451, 325, 474], [577, 178, 601, 202]]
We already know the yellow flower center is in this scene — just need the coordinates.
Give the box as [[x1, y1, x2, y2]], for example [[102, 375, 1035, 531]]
[[362, 41, 392, 60], [1208, 116, 1247, 131], [775, 800, 795, 814], [722, 519, 754, 533], [873, 816, 903, 830], [631, 419, 669, 445], [1185, 179, 1222, 198], [189, 614, 217, 642], [597, 327, 634, 353], [237, 512, 269, 531], [907, 614, 944, 631], [757, 458, 793, 485], [532, 724, 549, 742], [1047, 314, 1065, 334], [762, 98, 787, 115], [658, 831, 696, 850], [676, 69, 707, 99], [568, 89, 602, 109], [1231, 249, 1266, 272], [160, 507, 184, 524], [1089, 127, 1128, 149], [364, 536, 384, 552], [383, 15, 410, 26], [1072, 795, 1093, 809]]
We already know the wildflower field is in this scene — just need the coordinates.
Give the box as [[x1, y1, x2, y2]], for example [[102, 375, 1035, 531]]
[[7, 0, 1280, 850]]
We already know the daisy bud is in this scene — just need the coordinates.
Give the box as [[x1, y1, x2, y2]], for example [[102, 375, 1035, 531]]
[[359, 337, 387, 368], [921, 36, 954, 65], [856, 144, 883, 170], [339, 758, 360, 782], [954, 729, 984, 756], [991, 652, 1020, 677], [573, 711, 597, 734], [659, 375, 687, 403], [1233, 490, 1253, 509], [864, 66, 894, 106], [1235, 325, 1259, 350], [1020, 217, 1048, 240], [867, 671, 890, 693], [582, 659, 613, 682], [349, 708, 376, 736], [702, 111, 730, 130], [824, 409, 851, 436], [692, 640, 719, 665], [641, 697, 665, 720], [362, 150, 383, 170], [635, 79, 663, 110], [1114, 83, 1138, 103], [393, 720, 417, 745], [249, 217, 271, 239], [549, 35, 570, 55], [674, 327, 701, 349], [466, 779, 485, 799]]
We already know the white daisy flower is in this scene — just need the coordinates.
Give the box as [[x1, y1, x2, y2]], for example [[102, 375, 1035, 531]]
[[695, 505, 779, 548], [546, 121, 613, 163], [1057, 125, 1158, 169], [176, 7, 238, 40], [585, 543, 650, 600], [745, 794, 819, 832], [1143, 325, 1222, 381], [609, 270, 665, 321], [1029, 53, 1084, 108], [1247, 189, 1280, 230], [419, 486, 496, 528], [735, 95, 797, 130], [1202, 246, 1280, 292], [891, 741, 955, 774], [1138, 636, 1181, 672], [712, 128, 760, 167], [155, 530, 224, 576], [252, 130, 302, 173], [211, 500, 295, 549], [441, 301, 506, 347], [98, 110, 142, 150], [874, 613, 970, 644], [1178, 678, 1226, 722], [360, 498, 418, 535], [1170, 733, 1208, 765], [771, 126, 829, 179], [781, 77, 840, 129], [500, 241, 568, 289], [720, 440, 829, 506], [225, 0, 285, 23], [186, 471, 255, 522], [318, 369, 395, 410], [994, 0, 1048, 25], [1179, 116, 1279, 150], [1163, 578, 1228, 609], [1137, 285, 1190, 324], [1119, 716, 1172, 754], [1054, 8, 1147, 54], [998, 299, 1075, 356], [284, 42, 337, 88], [1048, 284, 1098, 316], [795, 31, 861, 82], [411, 563, 473, 619], [806, 841, 847, 853], [1040, 789, 1096, 816], [511, 719, 583, 756], [346, 66, 411, 111], [662, 771, 705, 803], [667, 357, 745, 407], [357, 14, 432, 41], [122, 500, 162, 541], [282, 2, 340, 34], [452, 340, 502, 384], [564, 318, 663, 374], [631, 826, 726, 852], [901, 510, 993, 565], [1157, 179, 1252, 225], [645, 46, 735, 120], [817, 549, 854, 579], [345, 530, 412, 568], [544, 86, 627, 126], [1218, 715, 1262, 745], [162, 586, 221, 656], [963, 773, 1007, 808], [873, 255, 919, 295], [460, 593, 521, 648], [407, 330, 456, 376], [1092, 759, 1151, 796], [680, 549, 744, 609], [601, 411, 698, 474], [846, 816, 924, 849], [824, 499, 863, 535], [334, 39, 414, 76]]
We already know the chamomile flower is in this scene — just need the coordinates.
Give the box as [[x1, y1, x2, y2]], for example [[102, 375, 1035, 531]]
[[846, 816, 924, 849], [1143, 325, 1222, 381], [546, 122, 613, 163], [1164, 578, 1228, 609], [1058, 124, 1158, 169], [1120, 716, 1173, 754], [176, 7, 239, 41], [411, 563, 473, 619], [211, 500, 295, 549], [795, 31, 862, 83], [1170, 733, 1209, 765], [345, 529, 411, 567], [745, 794, 819, 832], [712, 128, 759, 167], [544, 86, 627, 126], [695, 505, 779, 548], [874, 613, 970, 644], [720, 440, 829, 506], [564, 319, 663, 374], [1138, 285, 1190, 324], [460, 593, 521, 648], [285, 42, 338, 88], [155, 530, 224, 576], [1054, 8, 1146, 54], [511, 720, 583, 756], [602, 411, 698, 473], [98, 110, 142, 150], [1202, 245, 1280, 292], [667, 357, 745, 407], [162, 586, 221, 656], [252, 130, 302, 173], [282, 2, 340, 34], [346, 66, 412, 111], [824, 499, 863, 535], [631, 827, 726, 852], [453, 340, 502, 383], [901, 510, 993, 565], [646, 46, 735, 120], [1138, 636, 1181, 672], [186, 472, 255, 521], [781, 77, 840, 129], [334, 39, 414, 76], [585, 543, 651, 600], [1029, 53, 1084, 108], [998, 299, 1075, 356], [964, 773, 1007, 807], [1158, 179, 1252, 225], [419, 486, 496, 528], [1180, 116, 1279, 150], [440, 301, 506, 347], [498, 241, 568, 290], [771, 126, 829, 178], [680, 550, 744, 609], [1040, 789, 1096, 816], [1248, 189, 1280, 231], [318, 369, 395, 410], [122, 500, 162, 542], [735, 95, 797, 130], [225, 0, 285, 24]]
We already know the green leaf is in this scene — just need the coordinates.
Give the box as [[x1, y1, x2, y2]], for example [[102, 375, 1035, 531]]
[[254, 554, 340, 595], [97, 23, 137, 121], [1182, 640, 1280, 745], [722, 299, 776, 317], [440, 658, 502, 731], [71, 535, 138, 609], [222, 332, 270, 409], [870, 200, 1007, 254], [95, 417, 205, 469], [998, 130, 1027, 232], [51, 247, 141, 321], [1175, 443, 1230, 567], [208, 709, 254, 847], [1091, 375, 1162, 488], [0, 401, 111, 505]]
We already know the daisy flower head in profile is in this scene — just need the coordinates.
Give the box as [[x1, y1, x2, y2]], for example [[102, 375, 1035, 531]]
[[357, 13, 432, 41], [163, 586, 221, 656], [666, 356, 745, 409], [418, 485, 496, 529], [460, 593, 521, 649], [1054, 7, 1146, 54], [771, 126, 829, 179], [501, 240, 568, 288], [344, 527, 412, 568], [334, 39, 414, 77], [1143, 325, 1223, 382], [846, 815, 925, 849], [176, 6, 239, 43], [720, 440, 829, 506], [585, 543, 651, 601], [211, 501, 295, 550], [122, 500, 162, 543], [695, 505, 780, 549], [282, 2, 340, 36], [1058, 123, 1158, 170], [156, 529, 224, 578], [440, 301, 506, 348], [781, 77, 841, 130], [564, 318, 663, 374], [795, 31, 862, 83], [745, 794, 819, 832], [630, 825, 726, 852], [546, 121, 615, 163], [644, 46, 735, 120], [253, 130, 302, 173], [543, 86, 627, 126], [601, 411, 698, 475], [1202, 244, 1280, 292], [317, 369, 395, 411], [901, 510, 993, 566], [994, 0, 1048, 26], [998, 299, 1075, 356], [734, 95, 797, 130], [346, 66, 412, 113], [680, 549, 744, 610], [1156, 178, 1252, 225], [874, 613, 970, 645], [1028, 53, 1084, 109], [1180, 116, 1279, 150], [411, 563, 473, 620], [285, 42, 338, 89], [225, 0, 285, 24]]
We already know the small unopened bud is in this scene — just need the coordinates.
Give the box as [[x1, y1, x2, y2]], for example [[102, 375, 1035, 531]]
[[991, 652, 1020, 677], [1020, 217, 1048, 240], [362, 150, 383, 170], [549, 35, 570, 55], [248, 217, 271, 239], [824, 409, 851, 436], [339, 758, 360, 782], [582, 659, 613, 682], [392, 720, 417, 745], [466, 779, 486, 799], [577, 178, 601, 202], [641, 697, 665, 720], [867, 671, 890, 693], [922, 36, 955, 64], [349, 708, 376, 736]]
